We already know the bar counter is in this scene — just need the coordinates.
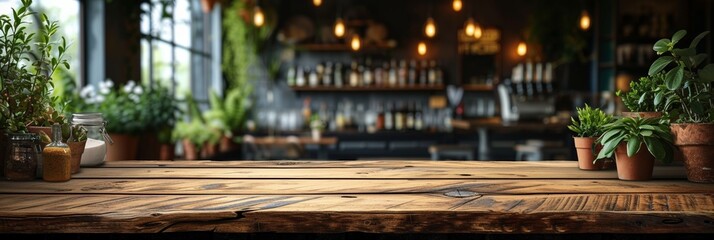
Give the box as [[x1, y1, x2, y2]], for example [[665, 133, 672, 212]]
[[0, 160, 712, 235]]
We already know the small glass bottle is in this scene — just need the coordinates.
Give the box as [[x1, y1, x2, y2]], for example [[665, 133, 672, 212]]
[[42, 124, 71, 182]]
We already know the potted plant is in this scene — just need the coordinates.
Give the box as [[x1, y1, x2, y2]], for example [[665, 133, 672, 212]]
[[596, 117, 674, 180], [647, 30, 714, 183], [616, 73, 668, 118], [63, 125, 87, 174], [137, 84, 180, 160], [1, 0, 70, 179], [79, 80, 143, 161], [567, 104, 613, 170], [205, 89, 251, 154], [173, 93, 220, 160]]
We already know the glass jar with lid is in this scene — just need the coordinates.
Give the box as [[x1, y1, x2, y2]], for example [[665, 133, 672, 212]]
[[71, 113, 112, 166], [4, 133, 41, 181]]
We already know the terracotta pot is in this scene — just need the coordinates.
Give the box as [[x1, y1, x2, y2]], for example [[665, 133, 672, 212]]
[[136, 132, 160, 160], [106, 133, 139, 161], [614, 143, 655, 181], [202, 142, 217, 159], [182, 139, 199, 160], [159, 143, 175, 160], [670, 123, 714, 183], [621, 112, 662, 119], [573, 137, 605, 170], [219, 135, 240, 153], [67, 141, 86, 174]]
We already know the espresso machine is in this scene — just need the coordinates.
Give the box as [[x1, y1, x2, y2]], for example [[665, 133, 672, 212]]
[[498, 62, 556, 122]]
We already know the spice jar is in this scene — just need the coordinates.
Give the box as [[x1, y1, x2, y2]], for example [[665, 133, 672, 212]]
[[72, 113, 111, 166], [4, 133, 41, 181], [43, 124, 71, 182]]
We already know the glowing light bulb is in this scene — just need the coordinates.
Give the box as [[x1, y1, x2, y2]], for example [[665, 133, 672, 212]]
[[313, 0, 322, 7], [253, 6, 264, 27], [452, 0, 462, 12], [351, 35, 361, 51], [580, 10, 591, 30], [334, 18, 345, 38], [424, 17, 436, 38], [473, 22, 482, 39], [418, 42, 427, 56], [517, 41, 527, 57], [465, 18, 475, 36]]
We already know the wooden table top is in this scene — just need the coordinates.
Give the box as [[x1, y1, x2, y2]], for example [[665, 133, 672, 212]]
[[0, 160, 712, 234]]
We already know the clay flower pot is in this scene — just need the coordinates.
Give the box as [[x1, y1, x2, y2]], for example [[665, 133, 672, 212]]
[[670, 123, 714, 183], [159, 143, 175, 160], [219, 135, 240, 153], [182, 139, 199, 160], [573, 137, 604, 170], [614, 143, 655, 181], [106, 133, 139, 161], [67, 141, 86, 174]]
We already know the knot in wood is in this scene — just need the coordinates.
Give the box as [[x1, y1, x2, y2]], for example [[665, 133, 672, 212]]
[[444, 189, 477, 198]]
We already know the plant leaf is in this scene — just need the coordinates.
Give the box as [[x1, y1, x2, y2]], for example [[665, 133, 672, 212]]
[[653, 39, 671, 54], [699, 64, 714, 83], [644, 137, 666, 162], [649, 56, 673, 76], [690, 31, 710, 49], [672, 48, 695, 57], [671, 30, 687, 45], [627, 137, 641, 157], [665, 65, 684, 90]]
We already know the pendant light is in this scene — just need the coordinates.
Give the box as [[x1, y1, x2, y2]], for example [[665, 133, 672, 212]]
[[313, 0, 322, 7], [424, 17, 436, 38], [418, 41, 427, 56], [473, 22, 482, 39], [351, 35, 361, 51], [580, 10, 591, 30], [452, 0, 463, 12], [517, 41, 527, 57], [465, 18, 476, 36], [253, 3, 265, 27], [334, 18, 345, 38]]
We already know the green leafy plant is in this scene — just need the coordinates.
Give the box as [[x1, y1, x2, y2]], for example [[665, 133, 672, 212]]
[[78, 80, 143, 135], [0, 0, 70, 133], [649, 30, 714, 123], [204, 88, 251, 137], [596, 117, 674, 163], [139, 83, 180, 143], [173, 93, 220, 150], [568, 104, 614, 137], [617, 73, 668, 112]]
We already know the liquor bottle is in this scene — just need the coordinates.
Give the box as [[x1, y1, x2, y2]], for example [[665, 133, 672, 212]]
[[384, 102, 393, 130], [316, 63, 325, 85], [388, 60, 398, 86], [374, 62, 383, 86], [406, 101, 415, 130], [428, 60, 437, 85], [308, 67, 319, 87], [302, 98, 312, 129], [296, 66, 306, 87], [323, 62, 333, 86], [349, 61, 359, 87], [408, 60, 417, 85], [376, 103, 385, 131], [394, 102, 404, 131], [419, 60, 428, 85], [398, 60, 407, 86], [414, 102, 424, 131], [287, 66, 296, 86], [363, 59, 373, 86], [433, 61, 444, 85], [381, 62, 389, 86], [334, 63, 343, 88]]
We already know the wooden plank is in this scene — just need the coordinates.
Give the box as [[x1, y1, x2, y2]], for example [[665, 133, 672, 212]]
[[72, 166, 687, 179], [98, 160, 583, 169], [1, 193, 711, 233], [1, 179, 711, 195]]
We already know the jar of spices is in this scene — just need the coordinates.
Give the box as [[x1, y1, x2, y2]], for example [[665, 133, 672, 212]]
[[43, 124, 71, 182], [72, 113, 112, 166], [4, 133, 41, 181]]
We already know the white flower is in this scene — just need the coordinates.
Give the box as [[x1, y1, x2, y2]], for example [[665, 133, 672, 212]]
[[133, 86, 143, 95], [123, 80, 136, 93], [80, 85, 96, 99], [94, 95, 105, 103], [99, 85, 110, 95], [104, 80, 114, 89]]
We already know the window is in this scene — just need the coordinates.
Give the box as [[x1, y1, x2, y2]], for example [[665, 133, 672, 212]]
[[140, 0, 222, 103], [0, 0, 82, 92]]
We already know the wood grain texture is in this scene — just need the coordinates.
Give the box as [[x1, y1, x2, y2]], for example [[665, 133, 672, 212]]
[[71, 166, 687, 179], [0, 179, 711, 195], [0, 161, 711, 234]]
